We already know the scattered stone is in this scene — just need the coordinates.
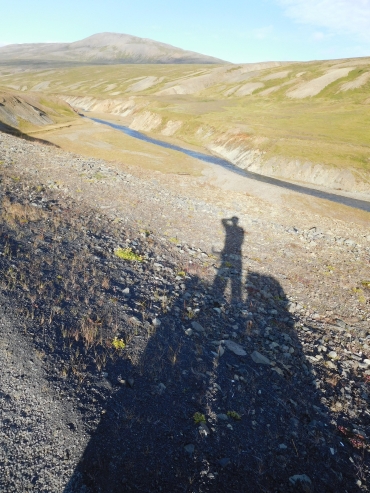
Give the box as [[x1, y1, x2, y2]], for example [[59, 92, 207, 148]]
[[191, 321, 205, 333], [224, 340, 247, 356], [198, 423, 210, 436], [328, 351, 337, 359], [218, 345, 225, 357], [218, 458, 231, 468], [289, 474, 312, 492], [157, 383, 166, 394], [152, 318, 161, 327], [184, 444, 195, 455], [1, 126, 369, 493], [251, 351, 271, 365]]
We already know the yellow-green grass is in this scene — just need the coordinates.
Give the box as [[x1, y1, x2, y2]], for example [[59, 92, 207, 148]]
[[1, 60, 370, 175], [125, 97, 370, 173], [30, 118, 205, 176], [0, 64, 212, 98], [0, 90, 80, 133]]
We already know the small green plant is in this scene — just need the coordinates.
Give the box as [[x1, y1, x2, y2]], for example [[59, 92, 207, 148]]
[[193, 412, 206, 425], [227, 411, 241, 420], [93, 172, 106, 181], [352, 287, 366, 303], [177, 271, 186, 277], [361, 280, 370, 289], [114, 247, 143, 262], [112, 337, 126, 350]]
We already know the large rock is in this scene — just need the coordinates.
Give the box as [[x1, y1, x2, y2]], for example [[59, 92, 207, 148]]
[[191, 321, 205, 333], [224, 340, 246, 356], [251, 351, 271, 365]]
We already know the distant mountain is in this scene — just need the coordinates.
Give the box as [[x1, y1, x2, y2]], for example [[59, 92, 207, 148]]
[[0, 33, 228, 65]]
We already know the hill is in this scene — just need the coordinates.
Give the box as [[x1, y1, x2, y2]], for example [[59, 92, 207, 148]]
[[0, 32, 228, 65]]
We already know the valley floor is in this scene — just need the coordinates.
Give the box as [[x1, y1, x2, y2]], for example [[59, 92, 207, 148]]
[[0, 130, 369, 492]]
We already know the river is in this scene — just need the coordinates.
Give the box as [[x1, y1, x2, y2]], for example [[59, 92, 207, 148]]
[[90, 117, 370, 213]]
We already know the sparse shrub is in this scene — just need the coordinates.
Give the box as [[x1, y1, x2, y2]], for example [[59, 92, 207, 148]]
[[102, 277, 110, 289], [114, 247, 143, 262], [227, 411, 241, 420], [193, 412, 206, 425], [2, 197, 45, 226], [81, 317, 101, 348], [112, 337, 126, 350]]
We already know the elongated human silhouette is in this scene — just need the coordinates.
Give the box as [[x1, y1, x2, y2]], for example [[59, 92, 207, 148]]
[[213, 216, 244, 303]]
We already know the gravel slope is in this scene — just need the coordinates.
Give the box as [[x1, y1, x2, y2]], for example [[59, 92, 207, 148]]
[[0, 131, 369, 492]]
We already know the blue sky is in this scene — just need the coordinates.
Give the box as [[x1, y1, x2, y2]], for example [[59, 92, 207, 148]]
[[1, 0, 370, 62]]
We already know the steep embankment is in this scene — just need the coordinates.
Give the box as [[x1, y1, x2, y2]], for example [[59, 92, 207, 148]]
[[0, 91, 79, 135], [61, 92, 370, 194]]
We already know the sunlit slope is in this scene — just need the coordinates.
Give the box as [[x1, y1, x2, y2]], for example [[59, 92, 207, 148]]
[[1, 57, 370, 191], [0, 33, 227, 65], [0, 90, 79, 135]]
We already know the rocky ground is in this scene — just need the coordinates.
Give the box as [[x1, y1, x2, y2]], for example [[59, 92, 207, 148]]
[[0, 130, 370, 492]]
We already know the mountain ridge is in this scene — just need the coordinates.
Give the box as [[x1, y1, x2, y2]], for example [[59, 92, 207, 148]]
[[0, 32, 229, 65]]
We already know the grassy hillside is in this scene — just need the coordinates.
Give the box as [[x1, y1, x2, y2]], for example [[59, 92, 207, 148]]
[[1, 58, 370, 184], [0, 90, 79, 134]]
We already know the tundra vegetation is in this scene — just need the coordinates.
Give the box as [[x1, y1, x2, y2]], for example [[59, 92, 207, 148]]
[[1, 57, 370, 191]]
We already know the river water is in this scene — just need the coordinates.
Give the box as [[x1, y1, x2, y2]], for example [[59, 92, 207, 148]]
[[91, 117, 370, 213]]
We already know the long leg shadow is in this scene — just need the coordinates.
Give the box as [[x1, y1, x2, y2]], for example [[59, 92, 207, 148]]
[[212, 216, 244, 304], [65, 217, 365, 493]]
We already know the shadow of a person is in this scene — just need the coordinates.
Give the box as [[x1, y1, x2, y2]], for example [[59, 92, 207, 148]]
[[240, 272, 365, 492], [212, 217, 244, 304], [64, 221, 364, 493]]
